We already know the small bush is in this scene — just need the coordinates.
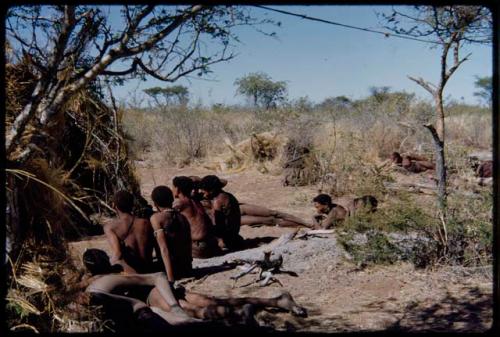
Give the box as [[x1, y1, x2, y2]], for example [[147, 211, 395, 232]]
[[338, 230, 403, 266]]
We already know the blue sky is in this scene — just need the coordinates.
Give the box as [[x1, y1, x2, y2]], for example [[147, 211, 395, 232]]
[[110, 5, 492, 106]]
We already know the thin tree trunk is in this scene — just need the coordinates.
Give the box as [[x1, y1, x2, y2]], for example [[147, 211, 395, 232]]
[[435, 92, 446, 141], [424, 124, 447, 212]]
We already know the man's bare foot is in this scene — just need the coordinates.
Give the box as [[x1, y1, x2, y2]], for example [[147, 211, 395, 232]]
[[276, 292, 308, 317], [151, 304, 202, 325]]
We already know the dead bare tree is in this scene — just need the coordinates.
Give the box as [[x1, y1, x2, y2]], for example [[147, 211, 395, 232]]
[[380, 5, 492, 255], [381, 6, 492, 212], [5, 5, 272, 161]]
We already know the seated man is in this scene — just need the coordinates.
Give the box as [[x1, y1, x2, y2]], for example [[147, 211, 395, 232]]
[[150, 186, 193, 282], [391, 151, 435, 173], [103, 190, 154, 274], [77, 249, 307, 329], [311, 194, 348, 229], [198, 175, 244, 251], [172, 176, 221, 259], [190, 176, 310, 228]]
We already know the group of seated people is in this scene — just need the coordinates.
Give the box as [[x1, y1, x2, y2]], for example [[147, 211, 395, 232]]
[[78, 174, 377, 329], [104, 175, 378, 277]]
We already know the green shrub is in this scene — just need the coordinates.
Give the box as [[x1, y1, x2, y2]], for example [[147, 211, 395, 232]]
[[338, 230, 403, 266]]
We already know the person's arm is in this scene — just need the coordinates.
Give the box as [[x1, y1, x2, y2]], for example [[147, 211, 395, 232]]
[[311, 213, 324, 229], [212, 195, 228, 236], [150, 214, 175, 282], [103, 224, 137, 273], [321, 207, 347, 229], [104, 224, 123, 264]]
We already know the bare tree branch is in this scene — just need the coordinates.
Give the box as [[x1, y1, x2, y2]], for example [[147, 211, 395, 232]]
[[6, 5, 270, 159], [408, 75, 436, 95], [446, 52, 471, 81]]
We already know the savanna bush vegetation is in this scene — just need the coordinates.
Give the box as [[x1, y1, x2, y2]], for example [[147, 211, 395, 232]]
[[122, 86, 492, 270]]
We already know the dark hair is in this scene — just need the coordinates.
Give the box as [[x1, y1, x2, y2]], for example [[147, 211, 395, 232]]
[[391, 152, 402, 164], [83, 249, 122, 276], [151, 185, 174, 208], [199, 175, 224, 192], [173, 176, 194, 196], [188, 176, 201, 190], [313, 194, 331, 206], [113, 190, 134, 213]]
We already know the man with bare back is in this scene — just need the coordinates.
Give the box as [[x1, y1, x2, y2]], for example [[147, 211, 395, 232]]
[[198, 175, 244, 251], [172, 176, 221, 258], [391, 151, 435, 173], [150, 186, 193, 282], [104, 190, 154, 274], [311, 194, 348, 229], [333, 195, 378, 217]]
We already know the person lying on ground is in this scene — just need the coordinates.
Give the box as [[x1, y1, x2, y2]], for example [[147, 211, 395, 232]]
[[77, 248, 197, 328], [190, 175, 311, 228], [150, 186, 193, 282], [172, 176, 221, 259], [391, 151, 435, 173], [103, 190, 154, 274], [476, 160, 493, 178], [198, 175, 245, 251], [333, 195, 378, 217], [76, 249, 307, 329], [239, 203, 311, 228], [311, 194, 348, 229]]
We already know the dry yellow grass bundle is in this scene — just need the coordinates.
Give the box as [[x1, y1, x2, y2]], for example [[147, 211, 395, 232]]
[[5, 58, 149, 332], [204, 131, 286, 173]]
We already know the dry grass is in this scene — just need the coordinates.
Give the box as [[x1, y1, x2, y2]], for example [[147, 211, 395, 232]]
[[6, 59, 147, 332]]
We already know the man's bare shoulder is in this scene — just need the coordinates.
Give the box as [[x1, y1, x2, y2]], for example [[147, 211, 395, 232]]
[[103, 218, 120, 232], [331, 204, 348, 217], [173, 198, 191, 210], [153, 210, 177, 223], [136, 217, 151, 227]]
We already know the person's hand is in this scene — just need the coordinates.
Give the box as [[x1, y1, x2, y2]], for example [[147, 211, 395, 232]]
[[217, 238, 226, 250]]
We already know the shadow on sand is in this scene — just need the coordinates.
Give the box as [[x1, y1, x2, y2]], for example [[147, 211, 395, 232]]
[[387, 286, 492, 332]]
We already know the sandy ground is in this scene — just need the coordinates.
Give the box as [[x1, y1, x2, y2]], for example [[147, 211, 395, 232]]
[[69, 161, 493, 332]]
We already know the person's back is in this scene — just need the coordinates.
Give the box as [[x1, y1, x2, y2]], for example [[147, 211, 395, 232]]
[[334, 195, 378, 216], [151, 209, 193, 279], [477, 160, 493, 178], [116, 217, 154, 272], [151, 185, 193, 281], [105, 191, 154, 273]]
